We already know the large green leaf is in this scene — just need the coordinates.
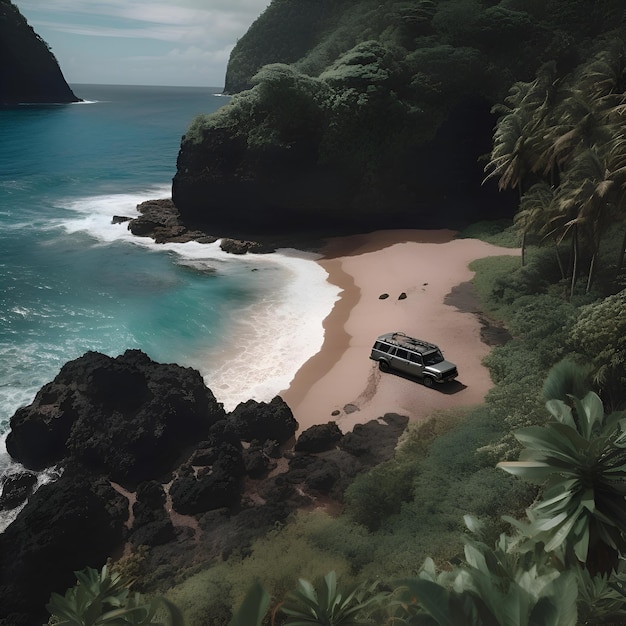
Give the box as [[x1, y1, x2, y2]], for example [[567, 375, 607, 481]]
[[228, 582, 270, 626]]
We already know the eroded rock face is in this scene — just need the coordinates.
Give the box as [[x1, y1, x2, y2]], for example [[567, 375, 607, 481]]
[[5, 349, 226, 484]]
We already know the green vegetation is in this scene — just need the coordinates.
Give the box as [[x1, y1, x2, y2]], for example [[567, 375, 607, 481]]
[[47, 565, 183, 626], [179, 0, 626, 224], [484, 42, 626, 292]]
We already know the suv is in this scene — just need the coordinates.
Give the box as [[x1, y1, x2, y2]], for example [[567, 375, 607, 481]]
[[370, 331, 458, 387]]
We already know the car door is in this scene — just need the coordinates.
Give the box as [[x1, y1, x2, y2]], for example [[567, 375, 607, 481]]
[[408, 351, 425, 378], [393, 348, 414, 375]]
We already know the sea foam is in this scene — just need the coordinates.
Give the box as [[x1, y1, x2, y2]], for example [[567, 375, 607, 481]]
[[56, 188, 341, 410]]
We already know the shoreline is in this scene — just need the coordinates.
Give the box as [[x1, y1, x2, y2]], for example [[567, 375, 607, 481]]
[[280, 229, 520, 433]]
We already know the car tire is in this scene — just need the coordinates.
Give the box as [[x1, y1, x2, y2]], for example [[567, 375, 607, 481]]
[[379, 360, 390, 372], [423, 376, 434, 388]]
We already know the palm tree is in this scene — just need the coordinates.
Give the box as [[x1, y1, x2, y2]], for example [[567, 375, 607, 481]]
[[483, 67, 558, 198], [516, 183, 561, 271]]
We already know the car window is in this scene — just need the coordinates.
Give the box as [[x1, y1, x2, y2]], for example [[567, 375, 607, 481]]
[[424, 350, 444, 365], [396, 348, 410, 360], [409, 352, 423, 365]]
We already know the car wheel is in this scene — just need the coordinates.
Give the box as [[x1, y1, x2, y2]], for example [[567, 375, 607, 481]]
[[423, 376, 434, 388], [379, 360, 390, 372]]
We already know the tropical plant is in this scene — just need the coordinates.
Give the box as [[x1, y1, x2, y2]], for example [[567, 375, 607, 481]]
[[497, 387, 626, 575], [569, 290, 626, 410], [47, 565, 184, 626], [278, 570, 386, 625], [227, 582, 270, 626], [386, 516, 577, 626]]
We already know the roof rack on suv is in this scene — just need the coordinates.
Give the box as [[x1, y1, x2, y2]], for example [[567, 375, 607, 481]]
[[389, 332, 437, 351]]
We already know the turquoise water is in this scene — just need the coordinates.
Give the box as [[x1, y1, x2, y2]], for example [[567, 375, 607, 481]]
[[0, 84, 339, 458]]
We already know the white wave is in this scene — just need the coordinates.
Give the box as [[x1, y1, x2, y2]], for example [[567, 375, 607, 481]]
[[0, 434, 62, 532], [16, 187, 340, 410], [196, 249, 340, 411]]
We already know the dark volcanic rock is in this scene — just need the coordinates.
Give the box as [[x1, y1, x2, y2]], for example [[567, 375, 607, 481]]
[[228, 396, 298, 444], [0, 472, 127, 624], [243, 445, 275, 478], [128, 198, 218, 244], [295, 421, 343, 453], [130, 481, 174, 547], [170, 443, 245, 515], [5, 350, 226, 484], [339, 413, 409, 466], [0, 1, 79, 105], [0, 471, 37, 510], [220, 238, 276, 254]]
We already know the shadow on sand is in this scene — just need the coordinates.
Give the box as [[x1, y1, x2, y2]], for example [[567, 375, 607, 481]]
[[381, 369, 467, 394]]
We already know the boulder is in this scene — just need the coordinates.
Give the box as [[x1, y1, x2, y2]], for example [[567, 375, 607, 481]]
[[5, 350, 226, 485], [220, 238, 275, 255], [228, 396, 298, 444], [0, 471, 37, 510], [295, 421, 343, 453]]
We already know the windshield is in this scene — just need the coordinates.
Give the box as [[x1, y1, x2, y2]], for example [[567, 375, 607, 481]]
[[424, 350, 444, 366]]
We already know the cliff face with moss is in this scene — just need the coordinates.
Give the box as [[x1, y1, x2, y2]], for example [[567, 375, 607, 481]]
[[172, 0, 625, 235], [0, 0, 78, 105]]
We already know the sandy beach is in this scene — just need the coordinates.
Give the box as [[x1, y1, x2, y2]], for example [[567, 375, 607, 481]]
[[281, 229, 520, 433]]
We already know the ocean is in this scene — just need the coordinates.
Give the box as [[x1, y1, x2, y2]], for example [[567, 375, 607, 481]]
[[0, 84, 339, 503]]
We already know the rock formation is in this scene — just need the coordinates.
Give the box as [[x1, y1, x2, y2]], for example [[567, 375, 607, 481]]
[[0, 0, 79, 105], [0, 350, 408, 624]]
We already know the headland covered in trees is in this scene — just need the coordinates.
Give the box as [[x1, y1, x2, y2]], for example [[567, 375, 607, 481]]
[[2, 0, 626, 624]]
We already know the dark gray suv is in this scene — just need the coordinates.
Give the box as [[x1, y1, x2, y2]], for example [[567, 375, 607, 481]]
[[369, 331, 458, 386]]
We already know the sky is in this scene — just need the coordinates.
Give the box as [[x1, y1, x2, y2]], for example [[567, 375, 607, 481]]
[[13, 0, 270, 87]]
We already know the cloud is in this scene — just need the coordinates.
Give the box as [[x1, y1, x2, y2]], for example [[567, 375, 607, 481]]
[[13, 0, 270, 85]]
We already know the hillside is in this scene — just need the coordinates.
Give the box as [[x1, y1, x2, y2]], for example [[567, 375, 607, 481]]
[[0, 0, 79, 105], [172, 0, 625, 235]]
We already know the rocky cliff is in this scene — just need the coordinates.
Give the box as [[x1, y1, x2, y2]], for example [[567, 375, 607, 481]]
[[172, 0, 625, 236], [0, 0, 79, 105]]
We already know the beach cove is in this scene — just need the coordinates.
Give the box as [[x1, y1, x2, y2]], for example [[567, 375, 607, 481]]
[[282, 229, 520, 432]]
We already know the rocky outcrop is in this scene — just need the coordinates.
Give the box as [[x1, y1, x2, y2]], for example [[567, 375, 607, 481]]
[[127, 198, 218, 244], [0, 0, 79, 105], [5, 349, 225, 486], [295, 421, 343, 453], [228, 396, 299, 444], [0, 351, 409, 623]]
